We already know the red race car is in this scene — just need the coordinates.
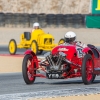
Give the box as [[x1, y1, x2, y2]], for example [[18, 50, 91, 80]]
[[22, 43, 100, 85]]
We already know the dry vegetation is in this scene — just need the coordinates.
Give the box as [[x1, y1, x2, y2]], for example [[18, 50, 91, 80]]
[[0, 0, 90, 14]]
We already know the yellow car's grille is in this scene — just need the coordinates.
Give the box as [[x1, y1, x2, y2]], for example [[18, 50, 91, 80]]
[[44, 38, 52, 45]]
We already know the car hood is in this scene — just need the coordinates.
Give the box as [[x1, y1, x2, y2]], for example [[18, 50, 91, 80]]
[[52, 44, 77, 60]]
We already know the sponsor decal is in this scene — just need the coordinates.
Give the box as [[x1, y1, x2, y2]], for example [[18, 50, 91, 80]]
[[58, 48, 69, 51]]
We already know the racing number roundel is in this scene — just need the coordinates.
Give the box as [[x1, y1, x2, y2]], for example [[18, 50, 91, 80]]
[[76, 47, 83, 58]]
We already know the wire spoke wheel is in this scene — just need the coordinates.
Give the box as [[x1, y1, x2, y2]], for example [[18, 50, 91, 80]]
[[86, 59, 93, 81], [22, 54, 36, 84], [82, 54, 95, 85]]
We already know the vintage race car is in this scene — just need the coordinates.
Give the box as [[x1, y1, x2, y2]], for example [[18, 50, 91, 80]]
[[8, 29, 57, 55], [22, 43, 100, 85]]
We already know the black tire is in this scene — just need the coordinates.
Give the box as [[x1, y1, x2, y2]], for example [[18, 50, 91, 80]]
[[82, 54, 95, 85], [22, 54, 36, 84], [58, 38, 65, 45], [8, 39, 17, 54], [92, 74, 96, 82], [31, 40, 38, 54]]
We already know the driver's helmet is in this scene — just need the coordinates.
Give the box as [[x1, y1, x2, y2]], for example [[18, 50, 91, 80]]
[[64, 31, 76, 43], [33, 22, 40, 29]]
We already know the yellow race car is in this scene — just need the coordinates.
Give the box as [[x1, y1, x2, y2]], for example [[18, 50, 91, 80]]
[[8, 29, 57, 55]]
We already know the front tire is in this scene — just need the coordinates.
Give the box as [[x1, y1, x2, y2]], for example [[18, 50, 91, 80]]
[[82, 54, 95, 85], [8, 39, 17, 55], [22, 54, 36, 84]]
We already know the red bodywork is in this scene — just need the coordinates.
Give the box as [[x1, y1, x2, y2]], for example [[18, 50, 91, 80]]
[[23, 44, 100, 84]]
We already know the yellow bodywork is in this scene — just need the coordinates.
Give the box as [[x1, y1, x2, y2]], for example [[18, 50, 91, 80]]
[[17, 29, 57, 52]]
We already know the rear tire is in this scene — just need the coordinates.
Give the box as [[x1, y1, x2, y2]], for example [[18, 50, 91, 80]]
[[82, 54, 95, 85], [22, 54, 36, 84], [8, 39, 17, 55]]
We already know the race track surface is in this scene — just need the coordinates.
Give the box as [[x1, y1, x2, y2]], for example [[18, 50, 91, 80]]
[[0, 73, 100, 99]]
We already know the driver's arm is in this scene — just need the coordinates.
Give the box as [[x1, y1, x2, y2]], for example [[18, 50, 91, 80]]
[[76, 41, 87, 48]]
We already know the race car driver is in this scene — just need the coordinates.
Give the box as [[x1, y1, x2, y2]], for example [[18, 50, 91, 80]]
[[62, 31, 87, 77], [31, 22, 45, 36], [31, 22, 40, 32], [64, 31, 87, 48]]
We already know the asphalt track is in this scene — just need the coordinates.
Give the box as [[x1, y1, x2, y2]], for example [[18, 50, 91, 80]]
[[0, 73, 100, 99], [0, 45, 47, 56], [0, 46, 100, 99], [0, 45, 27, 55]]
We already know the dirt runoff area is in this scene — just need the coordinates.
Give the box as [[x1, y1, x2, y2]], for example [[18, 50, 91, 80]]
[[0, 56, 23, 73], [30, 93, 100, 100]]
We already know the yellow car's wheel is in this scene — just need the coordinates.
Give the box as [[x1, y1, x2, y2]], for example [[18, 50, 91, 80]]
[[31, 40, 38, 54], [58, 38, 65, 45], [8, 39, 17, 55]]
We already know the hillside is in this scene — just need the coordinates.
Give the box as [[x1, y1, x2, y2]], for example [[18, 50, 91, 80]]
[[0, 0, 90, 14]]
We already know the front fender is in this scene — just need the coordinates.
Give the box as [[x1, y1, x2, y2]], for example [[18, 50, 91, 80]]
[[83, 47, 93, 56], [24, 50, 36, 56], [24, 50, 39, 68], [24, 50, 38, 61], [83, 47, 91, 53]]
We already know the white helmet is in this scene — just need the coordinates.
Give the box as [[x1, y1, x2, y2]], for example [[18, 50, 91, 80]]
[[33, 22, 39, 27], [64, 31, 76, 43]]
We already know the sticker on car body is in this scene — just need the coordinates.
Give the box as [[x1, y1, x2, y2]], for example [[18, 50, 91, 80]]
[[58, 48, 69, 51], [76, 47, 83, 58]]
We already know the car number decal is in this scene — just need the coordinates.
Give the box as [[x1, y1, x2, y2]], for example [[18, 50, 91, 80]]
[[44, 38, 52, 45], [76, 47, 83, 58]]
